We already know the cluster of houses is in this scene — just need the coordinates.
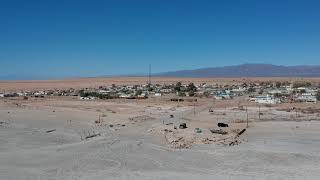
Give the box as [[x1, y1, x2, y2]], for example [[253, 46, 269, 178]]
[[248, 84, 319, 104], [0, 81, 319, 104], [78, 84, 173, 99], [0, 88, 78, 98]]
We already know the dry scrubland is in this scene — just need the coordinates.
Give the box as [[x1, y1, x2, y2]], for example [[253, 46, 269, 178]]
[[1, 77, 320, 179]]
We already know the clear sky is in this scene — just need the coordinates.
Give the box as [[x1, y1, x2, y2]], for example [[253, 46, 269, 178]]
[[0, 0, 320, 79]]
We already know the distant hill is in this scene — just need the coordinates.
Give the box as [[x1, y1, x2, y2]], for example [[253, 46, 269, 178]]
[[156, 64, 320, 77]]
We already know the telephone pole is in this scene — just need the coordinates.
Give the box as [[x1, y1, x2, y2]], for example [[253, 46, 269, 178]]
[[148, 64, 151, 85], [246, 106, 249, 128], [258, 105, 261, 120], [193, 101, 196, 116]]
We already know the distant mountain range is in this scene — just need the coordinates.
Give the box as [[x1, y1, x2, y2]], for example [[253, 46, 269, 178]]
[[1, 63, 320, 80], [156, 64, 320, 77]]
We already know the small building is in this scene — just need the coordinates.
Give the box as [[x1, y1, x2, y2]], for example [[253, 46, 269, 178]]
[[137, 94, 147, 99], [251, 95, 280, 104], [119, 94, 132, 98], [98, 90, 109, 94], [214, 92, 232, 99], [80, 96, 96, 100], [231, 87, 246, 93], [296, 93, 317, 103]]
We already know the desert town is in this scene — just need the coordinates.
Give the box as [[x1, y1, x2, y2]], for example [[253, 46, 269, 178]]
[[1, 77, 320, 179], [1, 77, 319, 103]]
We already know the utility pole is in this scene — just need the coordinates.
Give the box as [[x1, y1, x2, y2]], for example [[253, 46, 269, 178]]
[[148, 64, 151, 85], [193, 101, 196, 116], [211, 96, 214, 112], [258, 105, 261, 120], [246, 106, 249, 128]]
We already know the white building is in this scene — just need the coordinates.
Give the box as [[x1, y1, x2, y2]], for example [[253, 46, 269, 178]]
[[17, 92, 27, 96], [98, 90, 110, 94], [296, 93, 317, 103], [79, 97, 96, 100], [160, 89, 172, 93], [251, 95, 280, 104], [268, 89, 282, 95], [119, 94, 132, 98], [231, 87, 246, 93], [0, 93, 4, 98]]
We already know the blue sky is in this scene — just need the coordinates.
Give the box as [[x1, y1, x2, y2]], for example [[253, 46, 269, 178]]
[[0, 0, 320, 79]]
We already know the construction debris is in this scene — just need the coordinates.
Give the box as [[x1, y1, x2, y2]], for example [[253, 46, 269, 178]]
[[129, 115, 155, 123], [85, 132, 101, 140], [179, 123, 187, 129], [194, 128, 202, 133], [229, 128, 246, 146], [218, 123, 229, 127], [46, 129, 56, 133], [209, 128, 227, 135], [237, 128, 246, 136]]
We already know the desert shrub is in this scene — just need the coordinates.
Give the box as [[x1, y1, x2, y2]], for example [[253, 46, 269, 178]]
[[293, 81, 312, 88], [178, 91, 185, 96], [175, 82, 182, 92], [316, 91, 320, 101], [135, 89, 142, 96], [247, 87, 255, 93], [79, 90, 114, 99], [187, 83, 197, 92]]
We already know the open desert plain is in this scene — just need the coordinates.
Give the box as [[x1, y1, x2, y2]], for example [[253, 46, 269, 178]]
[[0, 77, 320, 180], [3, 0, 320, 179]]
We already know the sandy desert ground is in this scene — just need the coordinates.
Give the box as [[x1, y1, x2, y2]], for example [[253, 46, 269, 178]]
[[1, 76, 320, 91], [1, 95, 320, 180]]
